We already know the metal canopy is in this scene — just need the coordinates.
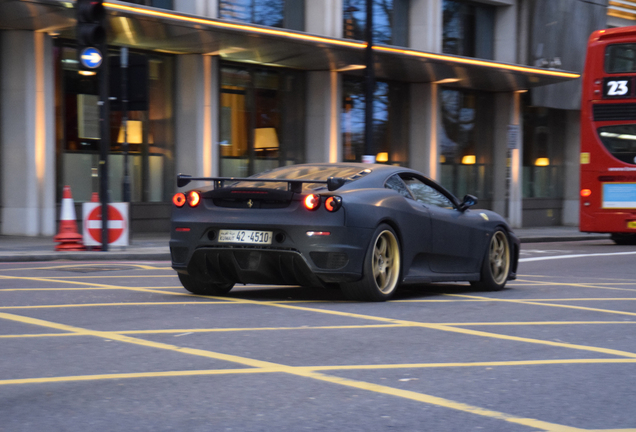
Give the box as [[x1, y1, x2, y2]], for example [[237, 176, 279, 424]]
[[0, 0, 580, 91]]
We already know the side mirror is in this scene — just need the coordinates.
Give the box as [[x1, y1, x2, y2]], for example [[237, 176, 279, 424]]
[[459, 194, 478, 212]]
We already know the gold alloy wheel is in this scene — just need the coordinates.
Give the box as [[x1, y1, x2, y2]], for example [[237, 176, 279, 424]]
[[489, 231, 510, 285], [372, 230, 400, 294]]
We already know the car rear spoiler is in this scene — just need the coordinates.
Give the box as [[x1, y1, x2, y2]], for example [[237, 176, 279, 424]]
[[177, 174, 348, 192]]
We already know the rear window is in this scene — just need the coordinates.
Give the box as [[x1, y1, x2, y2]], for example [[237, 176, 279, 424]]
[[597, 125, 636, 165], [229, 165, 370, 191], [606, 44, 636, 73]]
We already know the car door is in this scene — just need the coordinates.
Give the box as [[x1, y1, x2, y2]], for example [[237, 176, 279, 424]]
[[384, 174, 432, 278], [401, 175, 482, 274]]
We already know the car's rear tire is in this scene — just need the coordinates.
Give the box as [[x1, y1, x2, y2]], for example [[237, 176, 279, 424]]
[[341, 224, 401, 302], [178, 273, 234, 296], [471, 228, 511, 291]]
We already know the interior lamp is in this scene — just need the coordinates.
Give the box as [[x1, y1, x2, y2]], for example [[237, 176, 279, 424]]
[[534, 157, 550, 166], [376, 152, 389, 163], [254, 128, 279, 150], [117, 120, 143, 144], [461, 155, 476, 165]]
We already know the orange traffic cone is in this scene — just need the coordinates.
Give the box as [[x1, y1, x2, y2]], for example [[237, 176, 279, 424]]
[[54, 186, 86, 251]]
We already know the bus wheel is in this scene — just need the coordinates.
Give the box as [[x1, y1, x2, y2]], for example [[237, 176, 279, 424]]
[[611, 233, 636, 245]]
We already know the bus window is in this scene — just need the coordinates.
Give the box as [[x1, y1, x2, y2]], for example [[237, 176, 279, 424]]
[[597, 125, 636, 165], [606, 44, 636, 73]]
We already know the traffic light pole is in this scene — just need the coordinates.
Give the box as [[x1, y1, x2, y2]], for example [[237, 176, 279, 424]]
[[99, 43, 110, 252]]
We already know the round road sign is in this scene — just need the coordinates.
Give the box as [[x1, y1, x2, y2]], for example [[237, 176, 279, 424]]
[[80, 47, 103, 69], [86, 205, 126, 244]]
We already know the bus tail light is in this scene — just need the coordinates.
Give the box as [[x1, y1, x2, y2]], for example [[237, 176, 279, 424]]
[[173, 193, 186, 207], [325, 196, 342, 212], [581, 189, 592, 198], [187, 191, 201, 207], [304, 194, 320, 211]]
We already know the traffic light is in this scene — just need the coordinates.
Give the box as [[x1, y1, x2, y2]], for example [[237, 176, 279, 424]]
[[77, 0, 106, 72]]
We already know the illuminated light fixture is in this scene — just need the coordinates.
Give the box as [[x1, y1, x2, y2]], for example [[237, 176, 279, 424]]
[[433, 78, 461, 84], [373, 46, 581, 79], [325, 196, 342, 212], [187, 191, 201, 207], [117, 120, 143, 144], [600, 132, 619, 138], [581, 189, 592, 198], [304, 194, 320, 211], [103, 2, 366, 49], [254, 127, 279, 151], [307, 231, 331, 236], [376, 152, 389, 162], [78, 70, 97, 76], [461, 155, 476, 165], [440, 155, 446, 163], [534, 157, 550, 166], [516, 89, 529, 93], [173, 193, 186, 207], [335, 64, 366, 72], [175, 227, 191, 232], [103, 2, 580, 80], [618, 134, 636, 140]]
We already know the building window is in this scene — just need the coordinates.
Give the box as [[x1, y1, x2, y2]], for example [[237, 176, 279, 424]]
[[120, 0, 173, 9], [219, 0, 304, 30], [522, 104, 565, 199], [220, 63, 305, 177], [443, 0, 494, 59], [342, 77, 409, 164], [439, 88, 494, 201], [55, 45, 175, 203], [343, 0, 409, 46]]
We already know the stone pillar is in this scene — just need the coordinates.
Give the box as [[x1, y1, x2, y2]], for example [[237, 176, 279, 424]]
[[494, 2, 517, 63], [409, 0, 442, 52], [562, 110, 580, 226], [492, 91, 522, 228], [305, 0, 343, 38], [409, 83, 439, 180], [306, 71, 341, 163], [174, 0, 217, 17], [175, 55, 219, 185], [1, 31, 55, 236]]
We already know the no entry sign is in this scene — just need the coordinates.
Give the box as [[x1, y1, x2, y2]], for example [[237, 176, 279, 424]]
[[82, 202, 129, 247]]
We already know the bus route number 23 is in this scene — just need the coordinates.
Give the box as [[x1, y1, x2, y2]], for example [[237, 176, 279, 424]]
[[604, 78, 632, 98]]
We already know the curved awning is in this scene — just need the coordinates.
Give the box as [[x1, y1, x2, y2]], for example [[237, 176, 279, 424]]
[[0, 0, 580, 91]]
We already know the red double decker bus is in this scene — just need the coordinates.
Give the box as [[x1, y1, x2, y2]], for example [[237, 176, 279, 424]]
[[580, 26, 636, 244]]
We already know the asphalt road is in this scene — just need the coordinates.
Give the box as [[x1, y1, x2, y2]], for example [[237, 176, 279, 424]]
[[1, 240, 635, 431]]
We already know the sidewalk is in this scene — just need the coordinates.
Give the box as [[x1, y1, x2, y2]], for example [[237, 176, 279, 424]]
[[0, 227, 609, 263]]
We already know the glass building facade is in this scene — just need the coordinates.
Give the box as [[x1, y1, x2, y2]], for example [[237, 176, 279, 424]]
[[55, 44, 175, 204]]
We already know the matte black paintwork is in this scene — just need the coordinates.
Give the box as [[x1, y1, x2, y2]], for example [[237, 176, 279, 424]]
[[170, 163, 519, 289]]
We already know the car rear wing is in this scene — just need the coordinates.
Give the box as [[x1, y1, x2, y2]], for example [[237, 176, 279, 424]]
[[177, 174, 347, 192]]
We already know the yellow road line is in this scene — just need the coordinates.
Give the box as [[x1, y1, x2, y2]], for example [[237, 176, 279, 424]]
[[447, 294, 636, 318], [0, 311, 600, 431], [0, 287, 181, 291], [3, 320, 635, 339], [193, 296, 636, 359], [0, 263, 170, 272]]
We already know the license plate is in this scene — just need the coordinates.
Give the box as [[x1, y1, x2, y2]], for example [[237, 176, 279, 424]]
[[628, 221, 636, 229], [218, 229, 272, 244]]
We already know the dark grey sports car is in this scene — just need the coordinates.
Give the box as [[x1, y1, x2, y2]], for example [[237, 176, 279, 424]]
[[169, 163, 519, 301]]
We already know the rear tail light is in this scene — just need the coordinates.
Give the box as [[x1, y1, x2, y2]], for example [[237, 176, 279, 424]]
[[304, 194, 320, 211], [581, 189, 592, 198], [325, 196, 342, 212], [173, 193, 186, 207], [187, 191, 201, 207]]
